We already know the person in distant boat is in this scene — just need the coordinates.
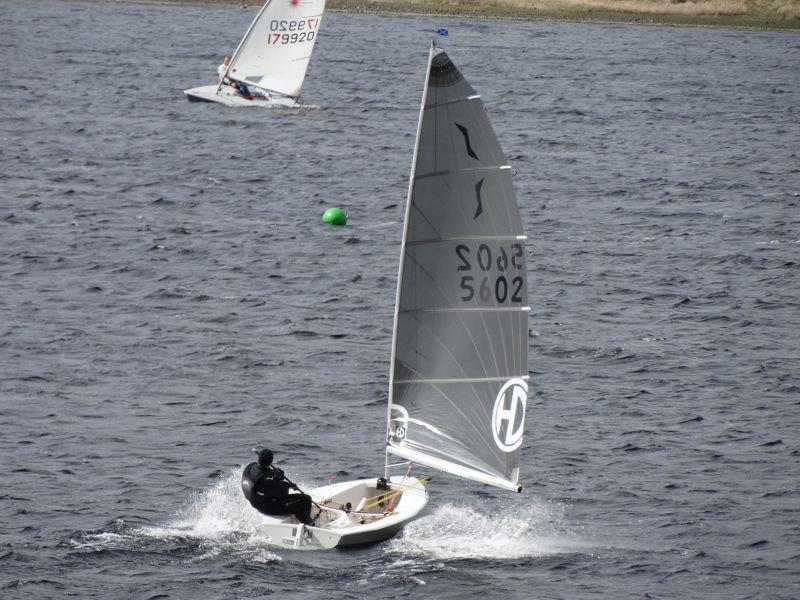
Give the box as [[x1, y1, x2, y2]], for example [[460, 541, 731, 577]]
[[241, 448, 314, 525], [216, 57, 261, 100], [218, 55, 230, 81], [232, 79, 254, 98]]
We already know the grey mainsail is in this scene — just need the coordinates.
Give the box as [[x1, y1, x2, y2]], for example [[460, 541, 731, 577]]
[[385, 45, 530, 492]]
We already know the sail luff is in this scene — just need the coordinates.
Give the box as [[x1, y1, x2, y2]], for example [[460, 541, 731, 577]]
[[216, 0, 275, 94], [385, 43, 437, 476]]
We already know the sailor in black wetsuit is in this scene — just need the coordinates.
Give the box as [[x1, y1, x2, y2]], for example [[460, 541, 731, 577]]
[[242, 448, 314, 525]]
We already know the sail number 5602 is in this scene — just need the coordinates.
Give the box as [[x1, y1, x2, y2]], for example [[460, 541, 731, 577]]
[[456, 243, 524, 303]]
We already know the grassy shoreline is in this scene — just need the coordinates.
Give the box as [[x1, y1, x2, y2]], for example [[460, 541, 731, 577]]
[[95, 0, 800, 29], [329, 0, 800, 29]]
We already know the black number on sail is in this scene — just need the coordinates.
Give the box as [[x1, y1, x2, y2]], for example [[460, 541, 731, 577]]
[[479, 277, 492, 302], [497, 247, 508, 272], [460, 275, 475, 301], [511, 276, 523, 302], [455, 244, 471, 271], [496, 276, 508, 302], [477, 244, 491, 271], [511, 243, 523, 269], [454, 244, 525, 304]]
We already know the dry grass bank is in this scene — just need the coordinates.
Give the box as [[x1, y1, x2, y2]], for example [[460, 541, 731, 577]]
[[326, 0, 800, 28], [118, 0, 800, 28]]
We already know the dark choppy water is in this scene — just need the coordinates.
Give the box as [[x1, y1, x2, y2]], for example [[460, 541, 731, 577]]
[[2, 1, 799, 597]]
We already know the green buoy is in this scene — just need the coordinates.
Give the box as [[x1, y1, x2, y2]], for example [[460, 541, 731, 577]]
[[321, 207, 347, 226]]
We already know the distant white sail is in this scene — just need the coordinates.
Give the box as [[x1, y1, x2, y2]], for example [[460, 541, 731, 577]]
[[224, 0, 326, 98], [386, 46, 530, 492]]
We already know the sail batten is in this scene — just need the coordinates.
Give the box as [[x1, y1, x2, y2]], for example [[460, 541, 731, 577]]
[[385, 46, 529, 491], [405, 235, 526, 247], [395, 375, 530, 385], [420, 95, 482, 109], [399, 306, 531, 314], [415, 166, 510, 181]]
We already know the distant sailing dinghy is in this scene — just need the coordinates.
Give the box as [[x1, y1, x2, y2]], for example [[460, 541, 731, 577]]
[[184, 0, 325, 108], [248, 43, 529, 549]]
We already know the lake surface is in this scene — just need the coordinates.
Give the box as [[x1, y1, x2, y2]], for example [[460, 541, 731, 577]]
[[1, 1, 799, 598]]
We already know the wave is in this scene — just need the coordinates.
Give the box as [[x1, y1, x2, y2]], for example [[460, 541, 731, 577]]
[[70, 471, 591, 565], [387, 499, 590, 561], [70, 469, 283, 563]]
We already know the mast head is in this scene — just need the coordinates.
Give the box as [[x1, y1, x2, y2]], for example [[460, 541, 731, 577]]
[[432, 26, 448, 49]]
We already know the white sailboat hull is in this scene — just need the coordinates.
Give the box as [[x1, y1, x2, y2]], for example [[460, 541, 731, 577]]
[[253, 476, 427, 549], [184, 85, 300, 108]]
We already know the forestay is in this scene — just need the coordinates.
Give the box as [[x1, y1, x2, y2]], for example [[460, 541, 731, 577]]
[[223, 0, 325, 98], [386, 46, 530, 492]]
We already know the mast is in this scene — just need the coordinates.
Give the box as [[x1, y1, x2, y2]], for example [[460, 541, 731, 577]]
[[384, 42, 437, 478]]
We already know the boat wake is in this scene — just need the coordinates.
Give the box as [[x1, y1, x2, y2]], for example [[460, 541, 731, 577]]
[[168, 468, 266, 537], [71, 472, 589, 563], [71, 469, 286, 562], [388, 499, 590, 561]]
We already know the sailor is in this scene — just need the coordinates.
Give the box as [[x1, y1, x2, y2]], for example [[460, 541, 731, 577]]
[[216, 56, 260, 99], [217, 55, 230, 81], [232, 79, 254, 99], [241, 448, 314, 525]]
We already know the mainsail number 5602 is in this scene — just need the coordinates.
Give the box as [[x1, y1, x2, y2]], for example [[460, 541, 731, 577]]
[[455, 243, 524, 303]]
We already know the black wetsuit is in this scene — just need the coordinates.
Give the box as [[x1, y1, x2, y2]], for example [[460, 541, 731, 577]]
[[241, 463, 313, 525]]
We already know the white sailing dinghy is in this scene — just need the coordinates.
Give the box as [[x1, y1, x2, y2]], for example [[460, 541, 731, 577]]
[[184, 0, 325, 107], [250, 43, 529, 549]]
